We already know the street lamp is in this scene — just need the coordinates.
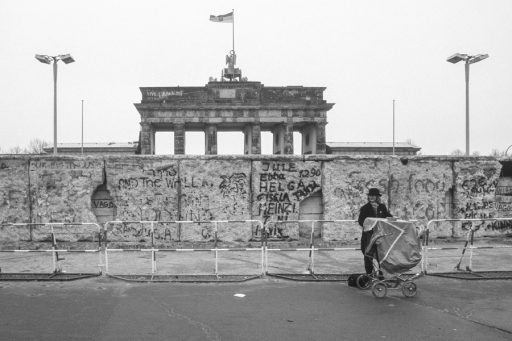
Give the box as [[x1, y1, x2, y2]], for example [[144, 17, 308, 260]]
[[35, 53, 75, 155], [447, 53, 488, 156], [506, 144, 512, 156]]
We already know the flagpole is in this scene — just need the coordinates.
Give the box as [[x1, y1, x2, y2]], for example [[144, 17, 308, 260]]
[[392, 99, 395, 156], [232, 9, 235, 54]]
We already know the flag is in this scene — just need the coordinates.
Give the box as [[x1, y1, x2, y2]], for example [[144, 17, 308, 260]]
[[209, 11, 234, 23]]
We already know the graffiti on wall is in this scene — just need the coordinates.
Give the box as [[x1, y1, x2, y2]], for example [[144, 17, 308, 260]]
[[28, 160, 103, 223], [332, 170, 389, 219], [181, 172, 248, 224], [455, 166, 505, 232], [108, 222, 177, 242], [493, 177, 512, 230], [395, 172, 451, 222], [113, 163, 179, 222], [254, 161, 321, 239], [112, 161, 251, 241], [330, 166, 453, 226]]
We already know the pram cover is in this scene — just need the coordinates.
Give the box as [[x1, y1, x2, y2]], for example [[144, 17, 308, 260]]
[[363, 218, 422, 274]]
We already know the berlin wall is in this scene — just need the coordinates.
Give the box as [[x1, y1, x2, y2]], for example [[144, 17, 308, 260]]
[[0, 154, 511, 244]]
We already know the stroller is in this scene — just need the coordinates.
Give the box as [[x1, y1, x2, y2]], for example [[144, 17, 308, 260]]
[[356, 218, 423, 298]]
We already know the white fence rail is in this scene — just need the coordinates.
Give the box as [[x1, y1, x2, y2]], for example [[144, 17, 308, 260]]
[[1, 218, 512, 278], [0, 222, 102, 274], [103, 220, 265, 276]]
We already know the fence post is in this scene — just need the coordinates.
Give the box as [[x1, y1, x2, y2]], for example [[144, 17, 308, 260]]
[[468, 228, 475, 272], [50, 224, 59, 273], [307, 221, 315, 274], [104, 222, 110, 274], [151, 221, 156, 274], [214, 221, 219, 275], [422, 222, 432, 274]]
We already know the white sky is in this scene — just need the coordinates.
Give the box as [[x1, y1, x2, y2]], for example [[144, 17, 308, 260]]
[[1, 0, 511, 155]]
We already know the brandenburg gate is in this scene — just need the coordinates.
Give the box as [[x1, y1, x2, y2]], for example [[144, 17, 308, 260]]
[[135, 55, 334, 155]]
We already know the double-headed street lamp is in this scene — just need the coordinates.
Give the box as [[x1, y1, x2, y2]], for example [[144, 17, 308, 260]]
[[447, 53, 489, 156], [506, 144, 512, 156], [35, 54, 75, 155]]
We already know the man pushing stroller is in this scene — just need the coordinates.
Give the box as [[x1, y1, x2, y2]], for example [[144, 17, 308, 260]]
[[355, 188, 422, 298], [358, 188, 392, 275]]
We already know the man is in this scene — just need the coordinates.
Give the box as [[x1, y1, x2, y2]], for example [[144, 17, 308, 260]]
[[358, 188, 392, 274]]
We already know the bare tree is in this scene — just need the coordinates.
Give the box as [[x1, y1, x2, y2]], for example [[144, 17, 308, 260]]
[[8, 146, 24, 154], [450, 149, 464, 156], [490, 149, 505, 157], [27, 139, 49, 154]]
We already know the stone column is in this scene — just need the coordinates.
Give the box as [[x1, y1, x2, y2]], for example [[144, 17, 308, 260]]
[[140, 122, 152, 155], [316, 121, 327, 154], [244, 126, 252, 155], [251, 124, 261, 154], [205, 124, 217, 155], [284, 120, 294, 155], [273, 125, 285, 155], [174, 123, 185, 155], [150, 129, 156, 155], [301, 125, 317, 155], [244, 124, 261, 154]]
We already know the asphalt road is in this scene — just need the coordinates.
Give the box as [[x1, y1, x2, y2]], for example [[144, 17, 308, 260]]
[[1, 276, 511, 341]]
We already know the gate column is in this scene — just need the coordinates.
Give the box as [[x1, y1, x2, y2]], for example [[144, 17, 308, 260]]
[[205, 124, 218, 155], [174, 123, 185, 155], [244, 124, 261, 154], [284, 119, 294, 155], [316, 122, 327, 154], [140, 123, 153, 155]]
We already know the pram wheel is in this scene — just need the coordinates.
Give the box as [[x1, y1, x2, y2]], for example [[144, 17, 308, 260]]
[[371, 281, 387, 298], [356, 274, 371, 290], [401, 281, 417, 297]]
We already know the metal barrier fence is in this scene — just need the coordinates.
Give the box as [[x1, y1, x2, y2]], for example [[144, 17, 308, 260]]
[[2, 218, 511, 280], [423, 218, 512, 274], [103, 220, 265, 276], [263, 220, 360, 274], [0, 222, 102, 274]]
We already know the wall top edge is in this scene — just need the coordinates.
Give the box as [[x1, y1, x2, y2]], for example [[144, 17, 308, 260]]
[[1, 154, 509, 162]]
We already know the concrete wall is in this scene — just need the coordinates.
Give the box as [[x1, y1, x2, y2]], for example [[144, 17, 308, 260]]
[[0, 155, 510, 244]]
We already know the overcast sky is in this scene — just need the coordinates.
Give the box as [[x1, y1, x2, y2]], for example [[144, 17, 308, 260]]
[[1, 0, 511, 155]]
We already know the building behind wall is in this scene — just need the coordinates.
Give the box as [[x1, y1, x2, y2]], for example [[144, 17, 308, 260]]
[[326, 142, 421, 156], [43, 142, 138, 155]]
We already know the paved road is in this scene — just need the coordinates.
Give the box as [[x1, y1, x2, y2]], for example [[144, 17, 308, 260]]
[[1, 276, 511, 341]]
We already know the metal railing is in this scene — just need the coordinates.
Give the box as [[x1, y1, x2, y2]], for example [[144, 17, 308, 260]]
[[103, 220, 265, 276], [263, 219, 360, 274], [423, 218, 512, 273], [0, 222, 102, 274], [1, 218, 511, 279]]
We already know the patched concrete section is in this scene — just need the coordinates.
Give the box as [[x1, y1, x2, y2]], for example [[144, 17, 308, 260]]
[[389, 158, 454, 238], [495, 169, 512, 230], [0, 158, 29, 223], [322, 158, 390, 241], [180, 159, 251, 242], [454, 159, 502, 237], [105, 157, 180, 243], [28, 158, 104, 241], [252, 159, 322, 240], [0, 157, 30, 241]]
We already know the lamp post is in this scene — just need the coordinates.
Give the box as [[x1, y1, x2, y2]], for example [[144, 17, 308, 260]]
[[81, 100, 84, 155], [447, 53, 488, 156], [35, 54, 75, 155], [506, 144, 512, 156], [392, 99, 396, 156]]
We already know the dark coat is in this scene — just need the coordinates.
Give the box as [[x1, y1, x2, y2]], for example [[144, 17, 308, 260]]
[[358, 202, 392, 254]]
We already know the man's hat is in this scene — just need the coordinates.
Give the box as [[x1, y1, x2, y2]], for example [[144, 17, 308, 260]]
[[368, 188, 382, 196]]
